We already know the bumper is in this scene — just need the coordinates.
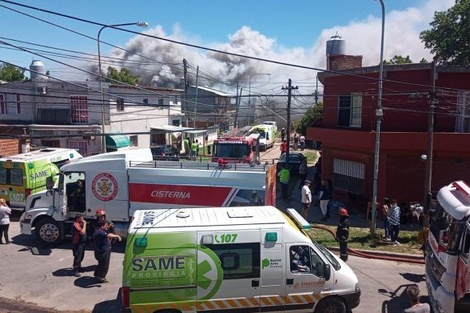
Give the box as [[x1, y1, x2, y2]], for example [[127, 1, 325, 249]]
[[343, 288, 361, 310], [19, 212, 33, 235]]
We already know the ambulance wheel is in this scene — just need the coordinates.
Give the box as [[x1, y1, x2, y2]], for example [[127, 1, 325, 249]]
[[35, 217, 62, 247], [315, 297, 347, 313]]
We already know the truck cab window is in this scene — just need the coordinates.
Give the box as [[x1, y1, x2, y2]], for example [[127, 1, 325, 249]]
[[290, 245, 311, 273], [65, 173, 86, 213]]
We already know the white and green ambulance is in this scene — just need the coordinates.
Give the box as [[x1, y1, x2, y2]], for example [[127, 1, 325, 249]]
[[0, 148, 82, 209], [121, 206, 361, 313]]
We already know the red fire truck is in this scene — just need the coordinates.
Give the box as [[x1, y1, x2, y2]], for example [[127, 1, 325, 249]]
[[211, 135, 260, 164]]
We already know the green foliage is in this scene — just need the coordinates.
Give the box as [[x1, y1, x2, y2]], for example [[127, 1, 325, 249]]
[[383, 55, 413, 65], [0, 63, 26, 82], [106, 66, 140, 85], [294, 102, 323, 135], [420, 0, 470, 65]]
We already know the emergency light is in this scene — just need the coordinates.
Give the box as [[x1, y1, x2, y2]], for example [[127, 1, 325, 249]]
[[265, 232, 278, 242]]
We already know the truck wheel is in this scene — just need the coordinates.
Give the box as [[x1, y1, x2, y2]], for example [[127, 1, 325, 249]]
[[35, 218, 62, 247], [315, 297, 347, 313]]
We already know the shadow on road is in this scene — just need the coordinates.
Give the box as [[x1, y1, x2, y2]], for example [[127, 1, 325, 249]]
[[92, 290, 121, 313]]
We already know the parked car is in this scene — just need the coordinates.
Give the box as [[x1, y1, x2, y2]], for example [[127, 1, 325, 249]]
[[150, 145, 180, 161], [277, 152, 305, 174]]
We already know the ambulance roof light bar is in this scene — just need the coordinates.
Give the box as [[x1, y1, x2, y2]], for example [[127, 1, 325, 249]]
[[287, 208, 311, 229]]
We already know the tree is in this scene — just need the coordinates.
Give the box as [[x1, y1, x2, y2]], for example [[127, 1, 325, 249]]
[[383, 55, 413, 65], [420, 0, 470, 65], [294, 103, 323, 136], [106, 66, 140, 85], [0, 63, 26, 82]]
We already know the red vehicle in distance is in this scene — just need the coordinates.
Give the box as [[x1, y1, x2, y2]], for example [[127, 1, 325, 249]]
[[211, 135, 260, 164]]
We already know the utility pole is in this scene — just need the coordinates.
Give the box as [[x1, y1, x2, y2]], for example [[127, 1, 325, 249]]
[[423, 61, 437, 227], [282, 79, 298, 169], [234, 82, 241, 128], [194, 66, 199, 128], [183, 59, 188, 127]]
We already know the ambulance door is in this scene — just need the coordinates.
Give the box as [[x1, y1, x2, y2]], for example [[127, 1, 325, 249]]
[[197, 229, 261, 312], [285, 244, 327, 312], [260, 228, 285, 311]]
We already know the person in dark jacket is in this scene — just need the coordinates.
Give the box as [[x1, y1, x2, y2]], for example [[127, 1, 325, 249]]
[[336, 207, 350, 262], [93, 219, 121, 283]]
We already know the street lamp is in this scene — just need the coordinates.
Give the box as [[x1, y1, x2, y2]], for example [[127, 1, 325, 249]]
[[371, 0, 385, 236], [97, 21, 148, 153], [248, 73, 271, 125]]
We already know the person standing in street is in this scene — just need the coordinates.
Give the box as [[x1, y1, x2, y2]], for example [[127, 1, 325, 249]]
[[299, 134, 306, 150], [336, 207, 350, 262], [280, 127, 286, 141], [278, 165, 290, 201], [318, 179, 332, 221], [403, 285, 430, 313], [382, 198, 391, 241], [0, 198, 11, 244], [301, 180, 312, 221], [298, 157, 308, 189], [72, 214, 87, 277], [93, 219, 121, 283], [389, 198, 401, 245], [280, 140, 287, 158]]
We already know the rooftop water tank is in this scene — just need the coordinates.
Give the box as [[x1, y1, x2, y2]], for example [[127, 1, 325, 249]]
[[326, 35, 346, 55], [30, 60, 48, 81]]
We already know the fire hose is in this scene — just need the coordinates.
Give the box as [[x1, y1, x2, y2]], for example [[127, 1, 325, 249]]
[[311, 225, 425, 264]]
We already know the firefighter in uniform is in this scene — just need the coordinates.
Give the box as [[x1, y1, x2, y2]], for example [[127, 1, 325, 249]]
[[336, 207, 350, 262]]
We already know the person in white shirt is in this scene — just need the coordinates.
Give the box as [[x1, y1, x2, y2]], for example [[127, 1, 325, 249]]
[[301, 180, 312, 221], [0, 198, 12, 244]]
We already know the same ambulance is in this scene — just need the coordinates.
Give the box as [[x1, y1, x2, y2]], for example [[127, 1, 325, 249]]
[[122, 206, 361, 313], [0, 148, 82, 209], [20, 149, 277, 246]]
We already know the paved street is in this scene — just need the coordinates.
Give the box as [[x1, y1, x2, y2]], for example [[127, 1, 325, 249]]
[[0, 144, 429, 313]]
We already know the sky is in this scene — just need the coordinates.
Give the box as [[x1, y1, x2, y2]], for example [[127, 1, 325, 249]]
[[0, 0, 456, 96]]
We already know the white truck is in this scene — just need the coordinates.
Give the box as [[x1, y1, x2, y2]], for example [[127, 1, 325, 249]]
[[19, 149, 277, 246], [121, 206, 361, 313], [425, 180, 470, 313]]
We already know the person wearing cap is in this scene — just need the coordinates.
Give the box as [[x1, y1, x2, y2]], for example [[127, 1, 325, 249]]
[[94, 209, 115, 234], [336, 207, 350, 262], [301, 180, 312, 221]]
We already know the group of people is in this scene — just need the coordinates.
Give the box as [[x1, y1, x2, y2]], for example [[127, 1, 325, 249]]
[[368, 198, 402, 245], [279, 129, 306, 152], [183, 137, 200, 160], [72, 209, 121, 283]]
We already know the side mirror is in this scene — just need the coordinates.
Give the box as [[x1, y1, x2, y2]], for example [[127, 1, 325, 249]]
[[323, 264, 331, 281], [46, 176, 54, 190]]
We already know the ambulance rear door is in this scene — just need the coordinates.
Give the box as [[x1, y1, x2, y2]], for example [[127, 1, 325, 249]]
[[197, 228, 261, 312]]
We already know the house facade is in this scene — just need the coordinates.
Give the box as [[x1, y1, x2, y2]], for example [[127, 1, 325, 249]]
[[0, 60, 184, 156], [309, 62, 470, 211]]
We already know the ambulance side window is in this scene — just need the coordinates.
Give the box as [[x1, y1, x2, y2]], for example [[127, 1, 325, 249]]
[[205, 243, 260, 279]]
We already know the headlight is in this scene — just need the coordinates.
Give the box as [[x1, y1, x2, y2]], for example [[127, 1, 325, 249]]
[[355, 283, 360, 292]]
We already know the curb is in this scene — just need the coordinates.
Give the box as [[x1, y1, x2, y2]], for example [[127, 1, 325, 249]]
[[327, 246, 425, 263]]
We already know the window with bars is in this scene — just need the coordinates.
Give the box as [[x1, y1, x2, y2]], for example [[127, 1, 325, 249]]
[[338, 93, 362, 127], [456, 92, 470, 133], [117, 98, 124, 111], [332, 158, 365, 195], [69, 141, 88, 156], [70, 96, 89, 124], [41, 139, 60, 147]]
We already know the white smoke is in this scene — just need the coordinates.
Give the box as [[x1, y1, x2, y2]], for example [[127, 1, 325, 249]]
[[105, 0, 454, 93]]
